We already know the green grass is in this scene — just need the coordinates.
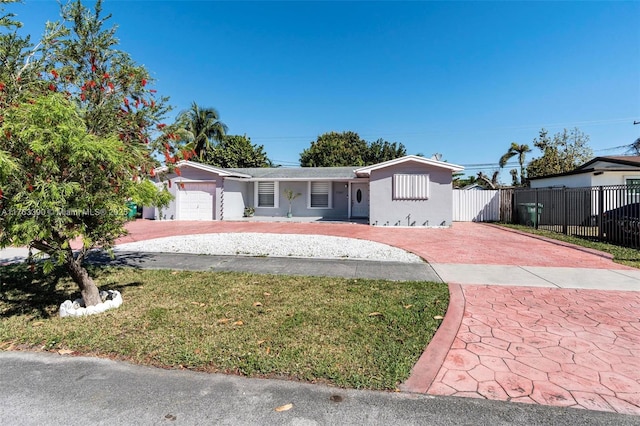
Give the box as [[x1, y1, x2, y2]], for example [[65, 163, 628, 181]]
[[0, 264, 448, 390], [498, 223, 640, 269]]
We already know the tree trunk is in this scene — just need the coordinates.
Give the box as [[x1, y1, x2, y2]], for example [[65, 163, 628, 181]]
[[66, 256, 102, 307]]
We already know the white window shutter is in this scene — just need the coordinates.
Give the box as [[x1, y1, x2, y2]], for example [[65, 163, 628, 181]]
[[394, 174, 429, 200]]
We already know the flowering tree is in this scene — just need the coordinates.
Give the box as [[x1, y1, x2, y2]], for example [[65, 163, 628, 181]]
[[0, 0, 181, 307]]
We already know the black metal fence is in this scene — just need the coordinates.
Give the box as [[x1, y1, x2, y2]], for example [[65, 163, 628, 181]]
[[505, 185, 640, 248]]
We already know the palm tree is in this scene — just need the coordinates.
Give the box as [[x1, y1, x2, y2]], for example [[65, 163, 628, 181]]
[[476, 171, 499, 189], [178, 102, 228, 159], [499, 142, 531, 185]]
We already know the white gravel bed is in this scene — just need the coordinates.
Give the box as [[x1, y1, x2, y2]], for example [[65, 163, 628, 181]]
[[114, 233, 423, 263]]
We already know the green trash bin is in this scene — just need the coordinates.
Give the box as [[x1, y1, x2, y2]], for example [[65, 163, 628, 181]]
[[517, 203, 543, 227], [125, 201, 137, 219]]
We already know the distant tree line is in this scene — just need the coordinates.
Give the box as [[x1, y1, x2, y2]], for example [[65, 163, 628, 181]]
[[299, 131, 407, 167], [179, 107, 409, 168]]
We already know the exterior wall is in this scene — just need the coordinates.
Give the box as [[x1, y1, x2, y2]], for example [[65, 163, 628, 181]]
[[222, 179, 249, 219], [531, 171, 640, 189], [592, 171, 640, 187], [245, 180, 349, 218], [530, 174, 593, 188], [369, 163, 454, 227], [142, 205, 155, 219], [154, 165, 219, 220], [158, 181, 177, 220]]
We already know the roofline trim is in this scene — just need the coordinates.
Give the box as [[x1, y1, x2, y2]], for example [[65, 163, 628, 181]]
[[354, 155, 464, 174], [154, 160, 252, 178]]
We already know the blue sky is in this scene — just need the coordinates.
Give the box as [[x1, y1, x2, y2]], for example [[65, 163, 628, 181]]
[[10, 1, 640, 180]]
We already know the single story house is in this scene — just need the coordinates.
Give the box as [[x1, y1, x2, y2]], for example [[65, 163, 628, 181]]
[[144, 155, 464, 227], [529, 156, 640, 188]]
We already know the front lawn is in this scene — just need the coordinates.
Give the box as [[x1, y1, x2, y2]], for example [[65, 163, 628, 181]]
[[0, 265, 448, 390]]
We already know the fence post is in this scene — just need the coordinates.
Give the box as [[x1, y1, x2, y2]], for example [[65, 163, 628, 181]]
[[598, 186, 604, 239], [511, 189, 516, 224], [534, 189, 539, 229], [562, 187, 568, 235]]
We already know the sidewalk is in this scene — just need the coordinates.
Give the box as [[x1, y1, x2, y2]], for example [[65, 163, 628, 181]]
[[86, 251, 442, 282]]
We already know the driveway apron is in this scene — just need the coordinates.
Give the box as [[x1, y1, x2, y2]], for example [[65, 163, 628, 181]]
[[114, 220, 640, 415]]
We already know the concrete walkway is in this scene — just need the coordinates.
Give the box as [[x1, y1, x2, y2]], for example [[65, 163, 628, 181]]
[[85, 251, 442, 282], [1, 220, 639, 416]]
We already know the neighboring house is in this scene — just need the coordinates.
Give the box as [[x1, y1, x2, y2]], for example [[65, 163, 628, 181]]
[[461, 183, 486, 191], [529, 156, 640, 188], [525, 156, 640, 224], [144, 155, 464, 227]]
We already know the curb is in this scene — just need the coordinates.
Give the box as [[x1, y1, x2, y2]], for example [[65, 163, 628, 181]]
[[481, 222, 615, 261], [399, 283, 465, 393]]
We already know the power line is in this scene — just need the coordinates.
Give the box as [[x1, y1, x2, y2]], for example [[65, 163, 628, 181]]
[[247, 117, 638, 143], [594, 145, 629, 153]]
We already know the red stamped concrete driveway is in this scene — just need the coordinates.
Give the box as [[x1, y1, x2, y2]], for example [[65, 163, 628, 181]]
[[409, 285, 640, 415], [118, 220, 640, 415], [119, 220, 626, 269]]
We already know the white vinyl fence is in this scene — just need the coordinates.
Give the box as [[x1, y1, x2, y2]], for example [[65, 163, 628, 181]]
[[453, 189, 500, 222]]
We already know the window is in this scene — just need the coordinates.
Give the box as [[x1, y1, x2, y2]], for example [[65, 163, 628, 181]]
[[255, 181, 279, 208], [393, 174, 429, 200], [309, 182, 331, 208], [626, 178, 640, 203]]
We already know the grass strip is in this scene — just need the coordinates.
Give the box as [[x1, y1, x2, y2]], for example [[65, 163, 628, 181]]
[[498, 223, 640, 269]]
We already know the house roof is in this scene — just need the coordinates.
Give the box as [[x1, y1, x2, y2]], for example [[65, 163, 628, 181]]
[[529, 156, 640, 181], [577, 156, 640, 169], [157, 155, 464, 180], [227, 166, 359, 180], [354, 155, 464, 176], [155, 161, 252, 178], [461, 183, 485, 190]]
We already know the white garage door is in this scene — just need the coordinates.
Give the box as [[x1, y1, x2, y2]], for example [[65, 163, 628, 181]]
[[178, 182, 215, 220]]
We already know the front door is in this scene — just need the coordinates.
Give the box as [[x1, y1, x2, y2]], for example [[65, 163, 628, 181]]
[[351, 183, 369, 218]]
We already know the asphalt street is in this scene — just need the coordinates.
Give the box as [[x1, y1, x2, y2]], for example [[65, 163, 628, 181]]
[[0, 352, 636, 426]]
